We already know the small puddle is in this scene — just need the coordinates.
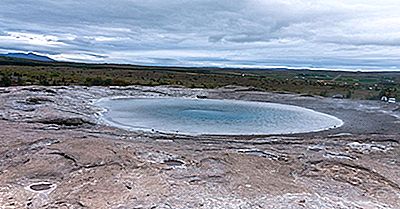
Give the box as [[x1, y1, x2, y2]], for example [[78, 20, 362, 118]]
[[163, 159, 185, 167], [30, 183, 53, 191], [27, 182, 56, 193]]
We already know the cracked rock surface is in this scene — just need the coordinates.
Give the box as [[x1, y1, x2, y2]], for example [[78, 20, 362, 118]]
[[0, 86, 399, 209]]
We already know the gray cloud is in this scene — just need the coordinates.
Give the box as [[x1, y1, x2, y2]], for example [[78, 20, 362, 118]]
[[0, 0, 400, 70]]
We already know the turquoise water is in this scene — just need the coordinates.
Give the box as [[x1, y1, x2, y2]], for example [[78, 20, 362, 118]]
[[97, 98, 343, 135]]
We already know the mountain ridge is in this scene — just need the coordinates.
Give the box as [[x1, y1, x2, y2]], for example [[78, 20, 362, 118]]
[[0, 52, 55, 62]]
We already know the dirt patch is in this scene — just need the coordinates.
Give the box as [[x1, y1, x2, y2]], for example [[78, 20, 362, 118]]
[[35, 117, 94, 126]]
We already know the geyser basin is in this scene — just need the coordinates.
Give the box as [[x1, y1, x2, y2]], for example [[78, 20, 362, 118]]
[[97, 98, 343, 135]]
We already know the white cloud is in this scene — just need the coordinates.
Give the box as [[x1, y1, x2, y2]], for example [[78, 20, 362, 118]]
[[0, 0, 400, 70], [1, 32, 68, 46]]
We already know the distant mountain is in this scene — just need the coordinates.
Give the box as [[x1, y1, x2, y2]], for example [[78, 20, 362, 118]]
[[0, 52, 55, 62]]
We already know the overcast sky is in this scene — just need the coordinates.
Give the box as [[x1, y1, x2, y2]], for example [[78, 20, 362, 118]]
[[1, 0, 400, 70]]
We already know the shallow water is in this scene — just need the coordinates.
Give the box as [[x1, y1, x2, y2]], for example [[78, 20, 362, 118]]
[[97, 98, 343, 135]]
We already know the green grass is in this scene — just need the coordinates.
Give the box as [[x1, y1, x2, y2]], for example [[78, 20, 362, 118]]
[[0, 56, 399, 100]]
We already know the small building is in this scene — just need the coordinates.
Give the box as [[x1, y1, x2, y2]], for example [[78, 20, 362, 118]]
[[388, 98, 396, 104], [381, 96, 388, 102]]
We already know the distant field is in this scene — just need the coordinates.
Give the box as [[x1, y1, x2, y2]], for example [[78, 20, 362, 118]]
[[0, 56, 399, 100]]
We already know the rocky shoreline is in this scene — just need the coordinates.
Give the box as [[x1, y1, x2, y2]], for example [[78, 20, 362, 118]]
[[0, 86, 399, 208]]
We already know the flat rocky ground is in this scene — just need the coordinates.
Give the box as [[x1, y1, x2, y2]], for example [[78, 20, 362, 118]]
[[0, 86, 399, 209]]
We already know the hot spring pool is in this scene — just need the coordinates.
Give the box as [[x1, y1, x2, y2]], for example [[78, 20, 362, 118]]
[[96, 97, 343, 135]]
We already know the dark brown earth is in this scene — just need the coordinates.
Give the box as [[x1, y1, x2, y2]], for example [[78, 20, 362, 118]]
[[0, 85, 399, 209]]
